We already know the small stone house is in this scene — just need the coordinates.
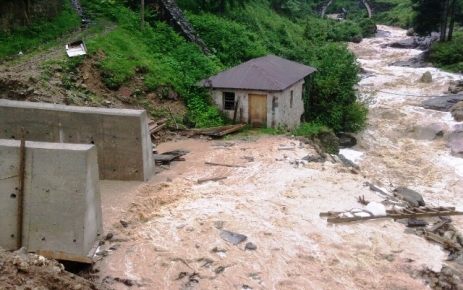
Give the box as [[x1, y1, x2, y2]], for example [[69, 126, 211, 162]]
[[200, 55, 316, 129]]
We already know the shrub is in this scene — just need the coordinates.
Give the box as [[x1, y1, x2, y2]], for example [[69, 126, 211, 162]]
[[292, 122, 328, 137]]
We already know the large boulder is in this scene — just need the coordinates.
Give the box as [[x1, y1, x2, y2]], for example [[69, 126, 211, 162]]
[[448, 124, 463, 157], [421, 94, 463, 112], [451, 101, 463, 121], [380, 32, 439, 50], [448, 79, 463, 94], [393, 186, 425, 207], [336, 132, 357, 148], [409, 123, 446, 140], [351, 35, 363, 43], [311, 131, 339, 155], [420, 71, 433, 83]]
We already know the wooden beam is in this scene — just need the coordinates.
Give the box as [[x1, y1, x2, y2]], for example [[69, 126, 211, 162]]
[[425, 232, 462, 250], [197, 176, 228, 184], [36, 249, 93, 264], [205, 162, 246, 168], [17, 127, 26, 250]]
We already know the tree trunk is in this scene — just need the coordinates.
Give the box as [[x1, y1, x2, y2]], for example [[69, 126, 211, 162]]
[[219, 0, 226, 13], [447, 0, 457, 41], [141, 0, 145, 29], [439, 0, 450, 42]]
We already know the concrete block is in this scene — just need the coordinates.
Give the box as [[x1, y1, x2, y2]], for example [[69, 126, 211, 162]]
[[0, 140, 103, 256], [0, 99, 154, 181]]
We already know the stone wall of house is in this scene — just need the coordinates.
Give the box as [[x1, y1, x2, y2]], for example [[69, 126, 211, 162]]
[[0, 0, 65, 32]]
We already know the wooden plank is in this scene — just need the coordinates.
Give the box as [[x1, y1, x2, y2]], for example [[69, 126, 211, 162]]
[[150, 123, 166, 134], [192, 125, 237, 134], [425, 232, 462, 250], [205, 162, 246, 168], [326, 211, 463, 223], [36, 249, 93, 264], [17, 127, 26, 250], [429, 219, 451, 233], [197, 176, 228, 184], [217, 124, 247, 136]]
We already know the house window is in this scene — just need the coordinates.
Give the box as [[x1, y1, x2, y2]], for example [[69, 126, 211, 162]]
[[290, 90, 294, 109], [223, 92, 235, 110]]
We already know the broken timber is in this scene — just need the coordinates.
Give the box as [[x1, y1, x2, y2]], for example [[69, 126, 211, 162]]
[[205, 162, 246, 168], [425, 232, 463, 251], [36, 249, 93, 264], [192, 124, 246, 137], [320, 207, 463, 223], [197, 176, 228, 184]]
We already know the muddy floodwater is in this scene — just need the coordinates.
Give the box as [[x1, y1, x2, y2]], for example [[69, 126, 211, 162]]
[[96, 25, 463, 289]]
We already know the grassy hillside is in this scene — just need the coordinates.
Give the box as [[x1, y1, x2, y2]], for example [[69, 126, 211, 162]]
[[1, 0, 372, 133]]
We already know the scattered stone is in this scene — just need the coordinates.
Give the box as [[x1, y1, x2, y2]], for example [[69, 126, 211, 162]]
[[166, 177, 173, 182], [214, 221, 224, 229], [450, 101, 463, 121], [302, 155, 325, 163], [185, 226, 194, 232], [245, 242, 257, 251], [195, 244, 201, 248], [420, 71, 433, 83], [74, 284, 82, 290], [211, 247, 227, 253], [109, 244, 121, 251], [214, 266, 225, 274], [105, 232, 114, 240], [393, 186, 425, 207], [119, 220, 128, 228], [337, 154, 360, 170], [220, 230, 247, 245]]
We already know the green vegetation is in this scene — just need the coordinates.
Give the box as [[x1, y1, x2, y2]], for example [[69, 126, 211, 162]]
[[429, 30, 463, 73], [2, 0, 372, 133], [0, 1, 81, 59], [373, 0, 414, 28], [292, 122, 328, 137]]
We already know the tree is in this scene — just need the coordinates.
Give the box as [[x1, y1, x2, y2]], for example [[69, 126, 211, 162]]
[[412, 0, 462, 41], [411, 0, 443, 36]]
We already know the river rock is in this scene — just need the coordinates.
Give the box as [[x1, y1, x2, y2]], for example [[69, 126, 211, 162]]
[[421, 94, 463, 112], [393, 186, 425, 207], [448, 124, 463, 157], [451, 101, 463, 121], [409, 123, 445, 140], [336, 132, 357, 148], [449, 80, 463, 94], [420, 71, 432, 83], [389, 51, 431, 68], [351, 35, 363, 43], [380, 32, 439, 50], [406, 28, 415, 36]]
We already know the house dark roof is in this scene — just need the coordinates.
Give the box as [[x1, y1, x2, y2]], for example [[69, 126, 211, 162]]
[[200, 55, 316, 91]]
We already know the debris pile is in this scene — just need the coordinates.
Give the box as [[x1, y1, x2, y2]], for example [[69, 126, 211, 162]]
[[0, 247, 104, 290]]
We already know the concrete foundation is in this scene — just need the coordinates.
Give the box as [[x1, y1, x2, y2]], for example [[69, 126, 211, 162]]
[[0, 139, 103, 256], [0, 99, 154, 181]]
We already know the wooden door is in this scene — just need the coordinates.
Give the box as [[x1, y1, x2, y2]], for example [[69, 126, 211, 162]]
[[248, 94, 267, 127]]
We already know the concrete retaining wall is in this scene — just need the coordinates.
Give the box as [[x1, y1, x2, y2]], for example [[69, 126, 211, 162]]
[[0, 139, 103, 256], [0, 99, 154, 181]]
